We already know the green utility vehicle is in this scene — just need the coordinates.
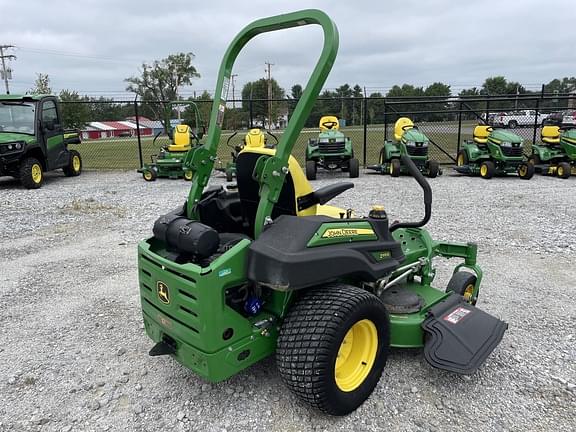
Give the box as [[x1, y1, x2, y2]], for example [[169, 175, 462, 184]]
[[0, 95, 81, 188], [137, 10, 507, 416], [529, 125, 576, 179], [138, 101, 204, 181], [305, 115, 358, 180], [367, 117, 440, 178], [455, 125, 534, 179]]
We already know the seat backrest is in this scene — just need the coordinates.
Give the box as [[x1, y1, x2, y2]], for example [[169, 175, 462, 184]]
[[169, 124, 192, 151], [319, 116, 340, 131], [244, 128, 266, 148], [541, 125, 560, 144], [236, 147, 316, 236], [394, 117, 414, 141], [473, 125, 491, 144]]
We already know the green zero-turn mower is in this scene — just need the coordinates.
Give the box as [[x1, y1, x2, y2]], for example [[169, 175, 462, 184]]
[[137, 10, 507, 416], [455, 125, 534, 179], [217, 128, 278, 182], [367, 117, 440, 178], [138, 101, 205, 181], [529, 125, 576, 179], [305, 115, 359, 180]]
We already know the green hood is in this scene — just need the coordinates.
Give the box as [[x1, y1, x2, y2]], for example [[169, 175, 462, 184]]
[[489, 129, 523, 144], [402, 128, 429, 143], [318, 129, 345, 139], [0, 132, 36, 144]]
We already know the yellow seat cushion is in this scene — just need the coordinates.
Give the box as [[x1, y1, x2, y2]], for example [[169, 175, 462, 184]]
[[394, 117, 414, 141], [473, 126, 491, 144], [168, 124, 191, 152], [245, 128, 266, 148], [319, 116, 340, 131], [541, 125, 560, 144]]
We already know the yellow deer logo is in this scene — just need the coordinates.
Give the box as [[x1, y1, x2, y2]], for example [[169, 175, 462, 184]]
[[157, 281, 170, 304]]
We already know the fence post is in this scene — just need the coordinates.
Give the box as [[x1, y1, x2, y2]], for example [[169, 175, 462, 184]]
[[134, 96, 143, 168], [485, 95, 490, 123], [383, 98, 387, 142], [363, 95, 368, 166], [249, 96, 254, 128], [532, 97, 540, 146], [456, 101, 463, 155]]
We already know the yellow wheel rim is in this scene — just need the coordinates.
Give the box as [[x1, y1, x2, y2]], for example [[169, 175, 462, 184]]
[[335, 319, 378, 392], [389, 163, 394, 175], [144, 171, 153, 181], [519, 165, 527, 177], [31, 164, 42, 183], [558, 166, 564, 177], [480, 164, 487, 177], [72, 155, 81, 171], [457, 154, 464, 166], [184, 171, 193, 180], [463, 284, 475, 302]]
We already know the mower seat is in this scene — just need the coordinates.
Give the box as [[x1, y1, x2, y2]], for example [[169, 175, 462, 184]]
[[168, 125, 192, 152], [236, 147, 352, 237], [541, 125, 560, 144], [473, 125, 491, 145], [394, 117, 414, 141], [245, 128, 266, 148], [319, 116, 340, 131]]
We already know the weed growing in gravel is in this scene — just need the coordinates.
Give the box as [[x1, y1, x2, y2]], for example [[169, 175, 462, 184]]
[[63, 198, 126, 217]]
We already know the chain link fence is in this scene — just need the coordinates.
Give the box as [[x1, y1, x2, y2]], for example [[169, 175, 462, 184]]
[[59, 92, 575, 170]]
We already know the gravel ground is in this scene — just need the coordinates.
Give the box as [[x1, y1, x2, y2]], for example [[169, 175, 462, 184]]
[[0, 168, 575, 432]]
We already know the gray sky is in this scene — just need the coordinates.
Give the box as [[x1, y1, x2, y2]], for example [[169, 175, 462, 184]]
[[1, 0, 574, 98]]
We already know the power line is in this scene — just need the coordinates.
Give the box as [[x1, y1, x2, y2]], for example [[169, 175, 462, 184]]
[[0, 45, 17, 94], [265, 61, 274, 129]]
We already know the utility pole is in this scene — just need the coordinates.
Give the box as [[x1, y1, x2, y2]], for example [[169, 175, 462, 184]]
[[265, 61, 274, 129], [231, 73, 238, 109], [0, 45, 16, 95]]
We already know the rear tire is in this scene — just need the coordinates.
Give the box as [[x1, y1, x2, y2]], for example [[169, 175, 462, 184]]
[[446, 272, 478, 305], [508, 120, 518, 129], [389, 158, 401, 177], [306, 160, 317, 180], [479, 160, 495, 179], [20, 157, 44, 189], [456, 150, 468, 167], [378, 148, 386, 165], [426, 160, 439, 178], [528, 154, 541, 166], [557, 162, 571, 179], [277, 284, 390, 416], [142, 169, 157, 182], [348, 158, 359, 178], [63, 150, 82, 177], [518, 162, 534, 180]]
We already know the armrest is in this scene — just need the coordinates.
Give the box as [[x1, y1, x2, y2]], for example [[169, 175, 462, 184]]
[[297, 182, 354, 211]]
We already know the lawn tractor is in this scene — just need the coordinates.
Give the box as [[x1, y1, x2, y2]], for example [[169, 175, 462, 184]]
[[367, 117, 440, 178], [137, 10, 507, 416], [217, 128, 278, 182], [305, 115, 359, 180], [138, 101, 204, 181], [455, 125, 534, 179], [529, 125, 576, 179], [0, 95, 82, 189]]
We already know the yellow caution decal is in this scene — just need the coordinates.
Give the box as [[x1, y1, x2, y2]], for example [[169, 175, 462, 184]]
[[322, 228, 375, 238]]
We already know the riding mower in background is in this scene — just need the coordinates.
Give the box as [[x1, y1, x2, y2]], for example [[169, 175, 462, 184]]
[[367, 117, 440, 178], [217, 128, 278, 181], [306, 115, 359, 180], [138, 101, 204, 181], [529, 125, 576, 179], [137, 10, 507, 416], [455, 125, 534, 179]]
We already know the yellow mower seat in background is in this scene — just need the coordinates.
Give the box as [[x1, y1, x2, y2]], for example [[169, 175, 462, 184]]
[[541, 125, 561, 144], [473, 125, 492, 144], [245, 128, 266, 148], [168, 125, 192, 152], [319, 116, 340, 130], [394, 117, 414, 141]]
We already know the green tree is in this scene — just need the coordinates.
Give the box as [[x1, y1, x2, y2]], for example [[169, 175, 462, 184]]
[[241, 78, 285, 127], [59, 89, 90, 129], [424, 82, 451, 121], [28, 73, 51, 95], [125, 52, 200, 132], [291, 84, 303, 99]]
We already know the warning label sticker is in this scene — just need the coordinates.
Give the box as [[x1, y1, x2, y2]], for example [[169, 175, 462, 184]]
[[443, 307, 471, 324], [221, 76, 230, 101], [217, 103, 225, 126]]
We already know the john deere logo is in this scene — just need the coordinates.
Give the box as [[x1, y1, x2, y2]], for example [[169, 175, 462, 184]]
[[157, 281, 170, 304]]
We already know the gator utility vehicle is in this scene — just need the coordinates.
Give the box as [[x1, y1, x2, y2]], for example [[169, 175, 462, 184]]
[[138, 10, 507, 416], [217, 128, 278, 181], [138, 101, 204, 181], [0, 95, 81, 188], [306, 116, 359, 180], [367, 117, 440, 178], [529, 125, 576, 179], [455, 125, 534, 179]]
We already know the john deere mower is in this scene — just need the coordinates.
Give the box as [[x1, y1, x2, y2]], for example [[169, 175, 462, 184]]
[[138, 101, 204, 181], [217, 128, 278, 181], [455, 125, 534, 179], [306, 115, 359, 180], [138, 10, 507, 416], [529, 125, 576, 179], [367, 117, 440, 178]]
